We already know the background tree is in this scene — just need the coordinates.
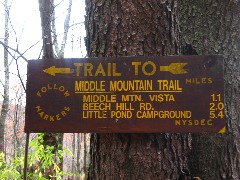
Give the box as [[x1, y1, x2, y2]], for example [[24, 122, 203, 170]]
[[0, 0, 10, 153], [38, 0, 72, 178], [85, 0, 191, 179], [38, 0, 54, 59], [180, 1, 240, 179]]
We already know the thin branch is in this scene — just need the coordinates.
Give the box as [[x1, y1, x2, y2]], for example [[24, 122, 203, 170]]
[[59, 0, 72, 58], [0, 41, 28, 62], [0, 69, 26, 77], [15, 58, 26, 93], [0, 41, 27, 92], [0, 79, 4, 87], [54, 0, 64, 7], [69, 22, 84, 29], [3, 0, 18, 49], [38, 44, 44, 60], [52, 0, 73, 58], [51, 0, 60, 58]]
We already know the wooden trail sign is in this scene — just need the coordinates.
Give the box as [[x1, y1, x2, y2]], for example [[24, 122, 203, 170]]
[[25, 55, 226, 133]]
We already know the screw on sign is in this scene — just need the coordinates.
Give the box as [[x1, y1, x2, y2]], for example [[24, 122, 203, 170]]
[[25, 55, 226, 133]]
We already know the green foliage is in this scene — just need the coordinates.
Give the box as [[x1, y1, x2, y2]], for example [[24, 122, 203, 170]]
[[0, 133, 75, 180]]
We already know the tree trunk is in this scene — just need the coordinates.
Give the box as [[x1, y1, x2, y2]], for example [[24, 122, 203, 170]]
[[83, 133, 88, 179], [72, 133, 76, 174], [39, 0, 54, 59], [0, 0, 10, 153], [85, 0, 191, 179], [180, 1, 240, 179], [38, 0, 64, 178], [76, 133, 81, 174]]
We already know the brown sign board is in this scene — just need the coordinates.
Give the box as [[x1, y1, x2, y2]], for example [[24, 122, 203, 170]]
[[25, 55, 226, 133]]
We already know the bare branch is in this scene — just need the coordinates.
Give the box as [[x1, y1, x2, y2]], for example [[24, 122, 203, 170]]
[[59, 0, 72, 58], [0, 69, 24, 78], [69, 22, 84, 29], [8, 0, 18, 45], [52, 0, 72, 58], [0, 79, 4, 87], [0, 41, 27, 92], [51, 0, 60, 58], [0, 41, 28, 62], [54, 0, 64, 7], [15, 59, 26, 93], [0, 92, 4, 99], [38, 45, 44, 60]]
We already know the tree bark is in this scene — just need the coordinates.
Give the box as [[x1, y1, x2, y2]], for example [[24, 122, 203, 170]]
[[84, 133, 88, 179], [180, 1, 240, 179], [85, 0, 191, 179], [72, 133, 76, 174], [76, 133, 81, 174]]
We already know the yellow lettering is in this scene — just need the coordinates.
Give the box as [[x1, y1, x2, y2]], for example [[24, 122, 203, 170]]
[[132, 62, 141, 75], [37, 91, 42, 97], [83, 103, 111, 110], [38, 112, 44, 118], [111, 111, 132, 118], [56, 114, 61, 120], [61, 111, 67, 117], [49, 116, 54, 121], [95, 63, 106, 76], [36, 106, 42, 112], [208, 78, 213, 84], [107, 63, 112, 76], [175, 119, 212, 126], [142, 61, 156, 76], [37, 84, 70, 98], [75, 81, 105, 92], [83, 94, 116, 102], [112, 63, 121, 76], [64, 91, 70, 97], [47, 84, 52, 89], [139, 103, 152, 110], [64, 106, 71, 111], [158, 80, 182, 91], [131, 61, 156, 76], [35, 105, 70, 121], [185, 77, 213, 84], [84, 63, 93, 76], [59, 86, 65, 92], [41, 87, 47, 93], [115, 103, 134, 110], [82, 111, 107, 118], [149, 94, 175, 102], [74, 63, 83, 76], [44, 114, 49, 120], [136, 110, 191, 118], [109, 80, 152, 91]]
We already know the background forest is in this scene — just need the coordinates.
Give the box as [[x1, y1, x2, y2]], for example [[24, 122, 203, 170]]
[[0, 0, 89, 179]]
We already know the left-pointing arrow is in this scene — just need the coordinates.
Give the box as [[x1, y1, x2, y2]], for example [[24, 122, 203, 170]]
[[43, 66, 71, 76]]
